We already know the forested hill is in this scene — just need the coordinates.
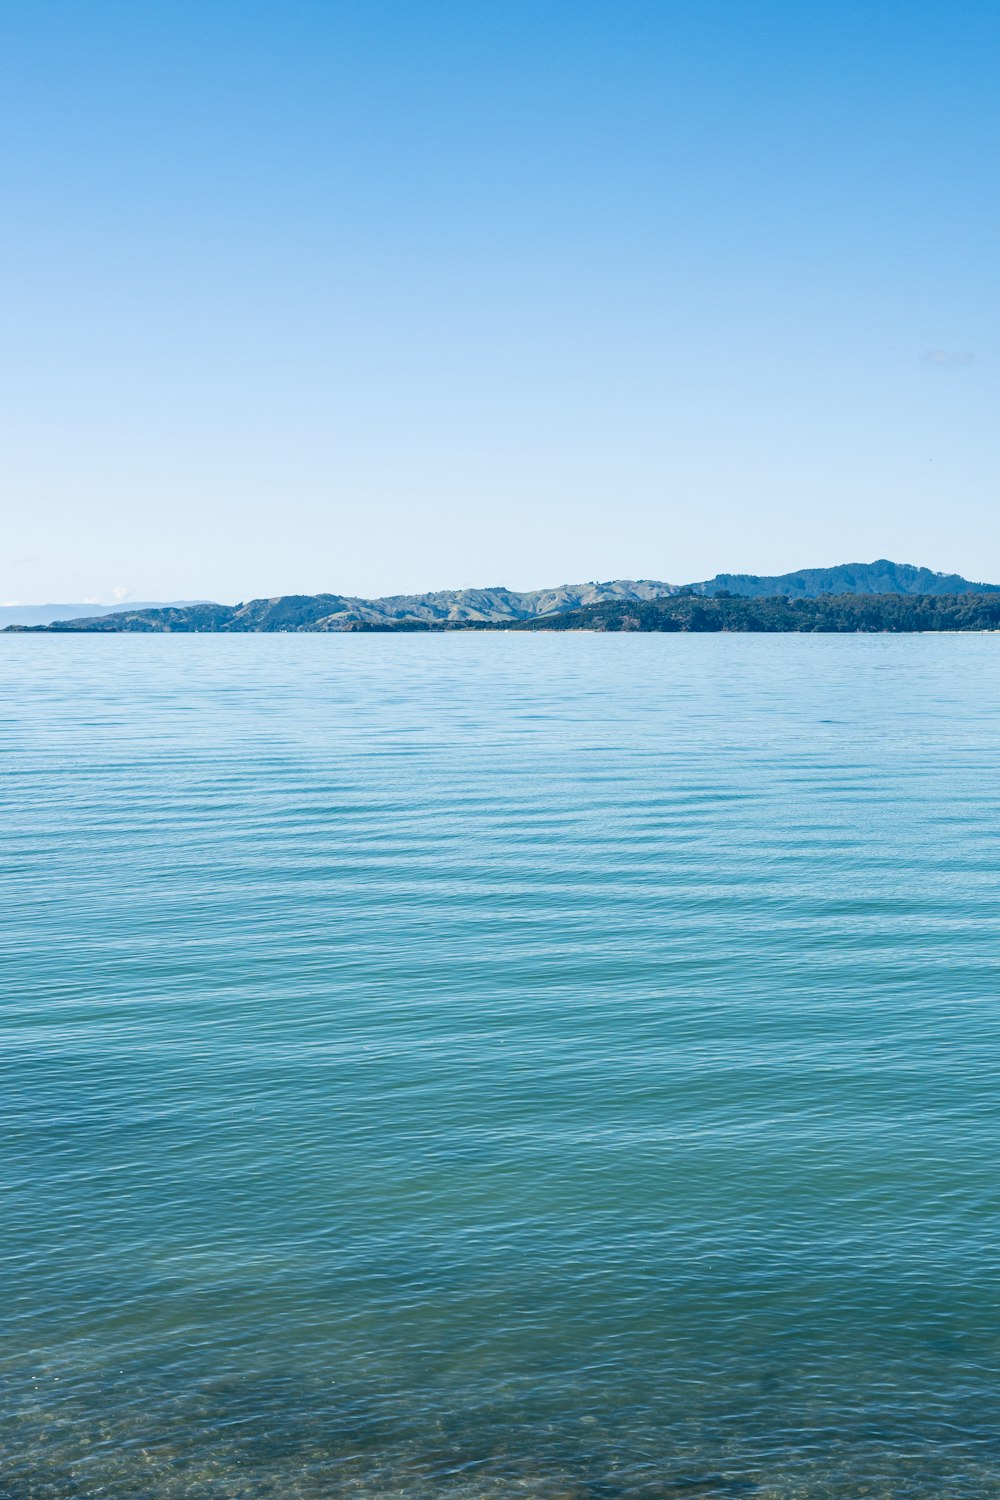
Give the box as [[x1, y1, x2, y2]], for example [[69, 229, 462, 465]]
[[515, 593, 1000, 633], [688, 560, 1000, 598]]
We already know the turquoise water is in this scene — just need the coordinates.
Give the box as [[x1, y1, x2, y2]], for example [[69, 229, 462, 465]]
[[3, 633, 1000, 1499]]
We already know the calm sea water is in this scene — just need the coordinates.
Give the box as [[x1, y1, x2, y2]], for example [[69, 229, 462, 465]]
[[3, 633, 1000, 1499]]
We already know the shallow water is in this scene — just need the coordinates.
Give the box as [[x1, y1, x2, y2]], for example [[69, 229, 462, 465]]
[[3, 632, 1000, 1498]]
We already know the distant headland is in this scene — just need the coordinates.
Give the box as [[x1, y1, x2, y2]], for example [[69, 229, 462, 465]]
[[7, 561, 1000, 634]]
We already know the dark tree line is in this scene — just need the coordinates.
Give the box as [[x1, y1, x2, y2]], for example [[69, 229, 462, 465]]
[[515, 592, 1000, 633]]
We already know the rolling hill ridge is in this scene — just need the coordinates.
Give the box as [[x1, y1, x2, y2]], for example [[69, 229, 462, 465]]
[[7, 561, 999, 632]]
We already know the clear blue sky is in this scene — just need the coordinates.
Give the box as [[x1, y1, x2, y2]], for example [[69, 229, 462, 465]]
[[2, 0, 997, 603]]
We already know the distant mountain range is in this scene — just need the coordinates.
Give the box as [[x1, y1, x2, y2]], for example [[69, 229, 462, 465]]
[[0, 600, 206, 628], [6, 562, 999, 633]]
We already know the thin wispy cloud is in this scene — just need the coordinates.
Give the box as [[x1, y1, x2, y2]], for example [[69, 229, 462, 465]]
[[922, 349, 976, 369]]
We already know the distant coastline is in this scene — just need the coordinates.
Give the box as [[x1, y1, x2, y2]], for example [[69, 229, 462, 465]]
[[7, 560, 1000, 634]]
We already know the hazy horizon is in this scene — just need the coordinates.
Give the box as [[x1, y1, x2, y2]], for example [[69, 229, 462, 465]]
[[6, 554, 1000, 614]]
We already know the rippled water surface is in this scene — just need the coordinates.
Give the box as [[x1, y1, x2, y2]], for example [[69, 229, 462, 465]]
[[3, 633, 1000, 1498]]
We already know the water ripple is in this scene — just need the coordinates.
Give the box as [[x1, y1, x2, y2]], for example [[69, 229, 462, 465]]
[[3, 633, 1000, 1497]]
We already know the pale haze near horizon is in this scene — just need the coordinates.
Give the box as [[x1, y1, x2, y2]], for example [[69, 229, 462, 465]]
[[1, 0, 997, 606]]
